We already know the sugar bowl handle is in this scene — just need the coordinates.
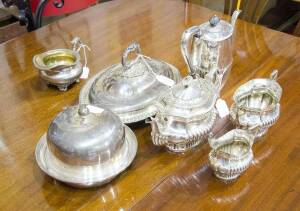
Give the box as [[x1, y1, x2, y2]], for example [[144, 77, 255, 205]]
[[121, 42, 142, 70]]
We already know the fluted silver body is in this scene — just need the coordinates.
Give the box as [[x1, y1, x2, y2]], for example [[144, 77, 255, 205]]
[[230, 70, 282, 139], [208, 129, 254, 182], [147, 76, 218, 152]]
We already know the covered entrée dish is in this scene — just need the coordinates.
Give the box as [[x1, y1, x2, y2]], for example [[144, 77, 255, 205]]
[[35, 104, 137, 188], [79, 43, 181, 123], [230, 70, 282, 139], [147, 76, 218, 152], [33, 37, 88, 91], [208, 129, 254, 182]]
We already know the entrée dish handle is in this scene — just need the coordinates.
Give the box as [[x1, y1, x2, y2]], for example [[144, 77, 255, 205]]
[[121, 42, 142, 70]]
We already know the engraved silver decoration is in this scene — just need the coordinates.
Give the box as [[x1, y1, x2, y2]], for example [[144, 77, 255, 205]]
[[35, 104, 137, 188], [208, 129, 254, 182], [147, 76, 219, 152], [230, 70, 282, 140], [79, 42, 181, 124], [181, 10, 241, 88]]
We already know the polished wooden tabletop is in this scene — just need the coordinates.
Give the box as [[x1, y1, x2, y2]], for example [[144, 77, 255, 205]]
[[0, 0, 299, 210]]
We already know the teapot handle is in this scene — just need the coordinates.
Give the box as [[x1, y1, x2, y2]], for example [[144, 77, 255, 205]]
[[181, 26, 201, 75], [121, 42, 141, 70]]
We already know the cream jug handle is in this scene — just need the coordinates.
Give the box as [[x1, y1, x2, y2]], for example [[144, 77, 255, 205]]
[[181, 26, 201, 75], [208, 131, 234, 149]]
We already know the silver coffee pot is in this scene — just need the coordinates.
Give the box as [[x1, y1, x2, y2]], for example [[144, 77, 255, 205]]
[[181, 10, 241, 88]]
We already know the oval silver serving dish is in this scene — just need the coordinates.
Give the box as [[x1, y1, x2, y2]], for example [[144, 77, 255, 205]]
[[208, 129, 254, 182], [79, 43, 181, 124], [230, 70, 282, 139], [33, 37, 87, 91], [147, 76, 218, 152], [35, 104, 137, 188]]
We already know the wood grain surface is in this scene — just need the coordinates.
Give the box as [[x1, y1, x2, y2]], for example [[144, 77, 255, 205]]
[[0, 0, 299, 210]]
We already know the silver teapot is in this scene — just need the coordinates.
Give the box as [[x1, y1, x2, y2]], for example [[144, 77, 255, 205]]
[[181, 10, 241, 88], [146, 76, 219, 153]]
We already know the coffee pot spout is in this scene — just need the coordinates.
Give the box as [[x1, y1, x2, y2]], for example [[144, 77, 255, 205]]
[[231, 10, 242, 30]]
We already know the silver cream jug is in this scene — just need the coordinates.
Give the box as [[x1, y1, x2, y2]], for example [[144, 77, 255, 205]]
[[181, 10, 241, 88]]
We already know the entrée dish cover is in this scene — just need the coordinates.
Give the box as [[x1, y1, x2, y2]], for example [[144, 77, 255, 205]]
[[35, 104, 137, 188], [79, 43, 181, 123]]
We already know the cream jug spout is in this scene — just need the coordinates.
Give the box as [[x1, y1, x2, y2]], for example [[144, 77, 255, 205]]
[[231, 10, 242, 29]]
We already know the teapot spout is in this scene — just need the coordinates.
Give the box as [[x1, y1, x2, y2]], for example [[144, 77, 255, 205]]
[[145, 117, 158, 134], [231, 10, 242, 29]]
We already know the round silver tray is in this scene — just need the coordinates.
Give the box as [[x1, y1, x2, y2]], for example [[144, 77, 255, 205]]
[[35, 126, 137, 188], [79, 62, 181, 124]]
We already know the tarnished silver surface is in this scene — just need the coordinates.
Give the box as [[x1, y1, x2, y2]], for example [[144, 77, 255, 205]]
[[208, 129, 254, 182], [230, 70, 282, 139], [79, 43, 181, 124], [35, 104, 137, 188], [33, 37, 86, 91], [181, 10, 241, 88], [147, 76, 218, 152]]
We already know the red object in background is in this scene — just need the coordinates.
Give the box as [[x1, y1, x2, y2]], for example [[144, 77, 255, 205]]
[[30, 0, 97, 16]]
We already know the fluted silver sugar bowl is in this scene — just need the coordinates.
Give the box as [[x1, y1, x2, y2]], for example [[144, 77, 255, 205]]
[[79, 42, 181, 123], [181, 10, 241, 88], [35, 104, 137, 188], [208, 129, 254, 182], [33, 37, 88, 91], [230, 70, 282, 140], [147, 76, 218, 153]]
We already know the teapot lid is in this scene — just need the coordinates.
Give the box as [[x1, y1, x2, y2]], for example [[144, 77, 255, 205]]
[[198, 15, 233, 42], [89, 43, 178, 114], [47, 104, 124, 166], [158, 76, 218, 118]]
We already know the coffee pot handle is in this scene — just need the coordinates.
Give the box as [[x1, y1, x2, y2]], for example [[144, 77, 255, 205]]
[[181, 26, 201, 76]]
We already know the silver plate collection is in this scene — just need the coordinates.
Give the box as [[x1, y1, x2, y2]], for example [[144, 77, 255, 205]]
[[34, 11, 283, 187]]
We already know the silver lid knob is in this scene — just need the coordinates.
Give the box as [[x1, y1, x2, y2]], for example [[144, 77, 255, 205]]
[[78, 104, 90, 116], [209, 15, 220, 27]]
